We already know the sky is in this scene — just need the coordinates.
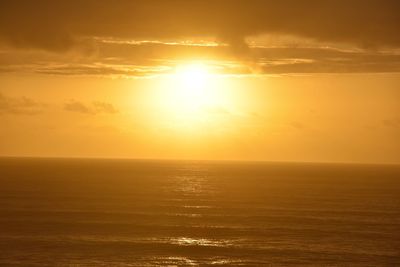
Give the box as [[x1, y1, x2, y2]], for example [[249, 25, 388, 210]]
[[0, 0, 399, 163]]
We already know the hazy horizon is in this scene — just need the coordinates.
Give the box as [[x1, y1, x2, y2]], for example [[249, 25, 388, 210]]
[[2, 155, 400, 166]]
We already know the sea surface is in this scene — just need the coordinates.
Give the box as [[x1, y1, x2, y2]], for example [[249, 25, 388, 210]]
[[0, 158, 399, 266]]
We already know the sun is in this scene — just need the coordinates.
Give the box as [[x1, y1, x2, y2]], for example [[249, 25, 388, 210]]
[[173, 63, 212, 102], [143, 61, 238, 132], [175, 63, 209, 90], [170, 62, 214, 107]]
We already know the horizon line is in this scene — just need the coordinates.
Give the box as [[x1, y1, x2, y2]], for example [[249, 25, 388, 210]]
[[1, 155, 399, 167]]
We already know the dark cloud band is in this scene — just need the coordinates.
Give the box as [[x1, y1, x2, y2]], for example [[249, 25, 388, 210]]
[[1, 0, 399, 52]]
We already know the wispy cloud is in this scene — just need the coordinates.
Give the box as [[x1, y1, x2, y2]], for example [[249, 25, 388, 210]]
[[0, 93, 45, 115], [1, 39, 400, 77], [64, 100, 118, 115], [93, 101, 118, 114], [64, 100, 93, 114]]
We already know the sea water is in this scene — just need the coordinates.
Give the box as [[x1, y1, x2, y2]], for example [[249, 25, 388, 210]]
[[0, 158, 399, 266]]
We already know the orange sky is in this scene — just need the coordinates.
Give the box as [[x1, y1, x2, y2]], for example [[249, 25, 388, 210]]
[[0, 1, 399, 163]]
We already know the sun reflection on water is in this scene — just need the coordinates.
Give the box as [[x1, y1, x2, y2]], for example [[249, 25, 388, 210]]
[[170, 237, 232, 247]]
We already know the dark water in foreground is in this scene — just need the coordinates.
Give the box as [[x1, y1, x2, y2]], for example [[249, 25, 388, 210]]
[[0, 158, 399, 266]]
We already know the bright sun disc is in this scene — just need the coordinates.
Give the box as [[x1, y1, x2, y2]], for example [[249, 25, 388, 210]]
[[147, 62, 237, 132], [175, 63, 209, 89], [170, 63, 214, 106]]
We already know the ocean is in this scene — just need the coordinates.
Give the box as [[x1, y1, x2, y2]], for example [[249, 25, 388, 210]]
[[0, 158, 399, 266]]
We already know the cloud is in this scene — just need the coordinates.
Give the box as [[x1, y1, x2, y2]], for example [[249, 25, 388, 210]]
[[64, 100, 118, 114], [1, 0, 399, 53], [64, 100, 93, 114], [1, 0, 400, 76], [2, 43, 400, 76], [93, 101, 118, 114], [34, 63, 164, 77], [0, 92, 45, 115]]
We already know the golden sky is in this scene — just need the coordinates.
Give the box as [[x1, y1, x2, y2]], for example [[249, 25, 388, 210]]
[[0, 0, 399, 163]]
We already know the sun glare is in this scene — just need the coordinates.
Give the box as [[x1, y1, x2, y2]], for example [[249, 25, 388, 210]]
[[170, 63, 214, 107], [145, 62, 237, 131], [176, 63, 209, 89]]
